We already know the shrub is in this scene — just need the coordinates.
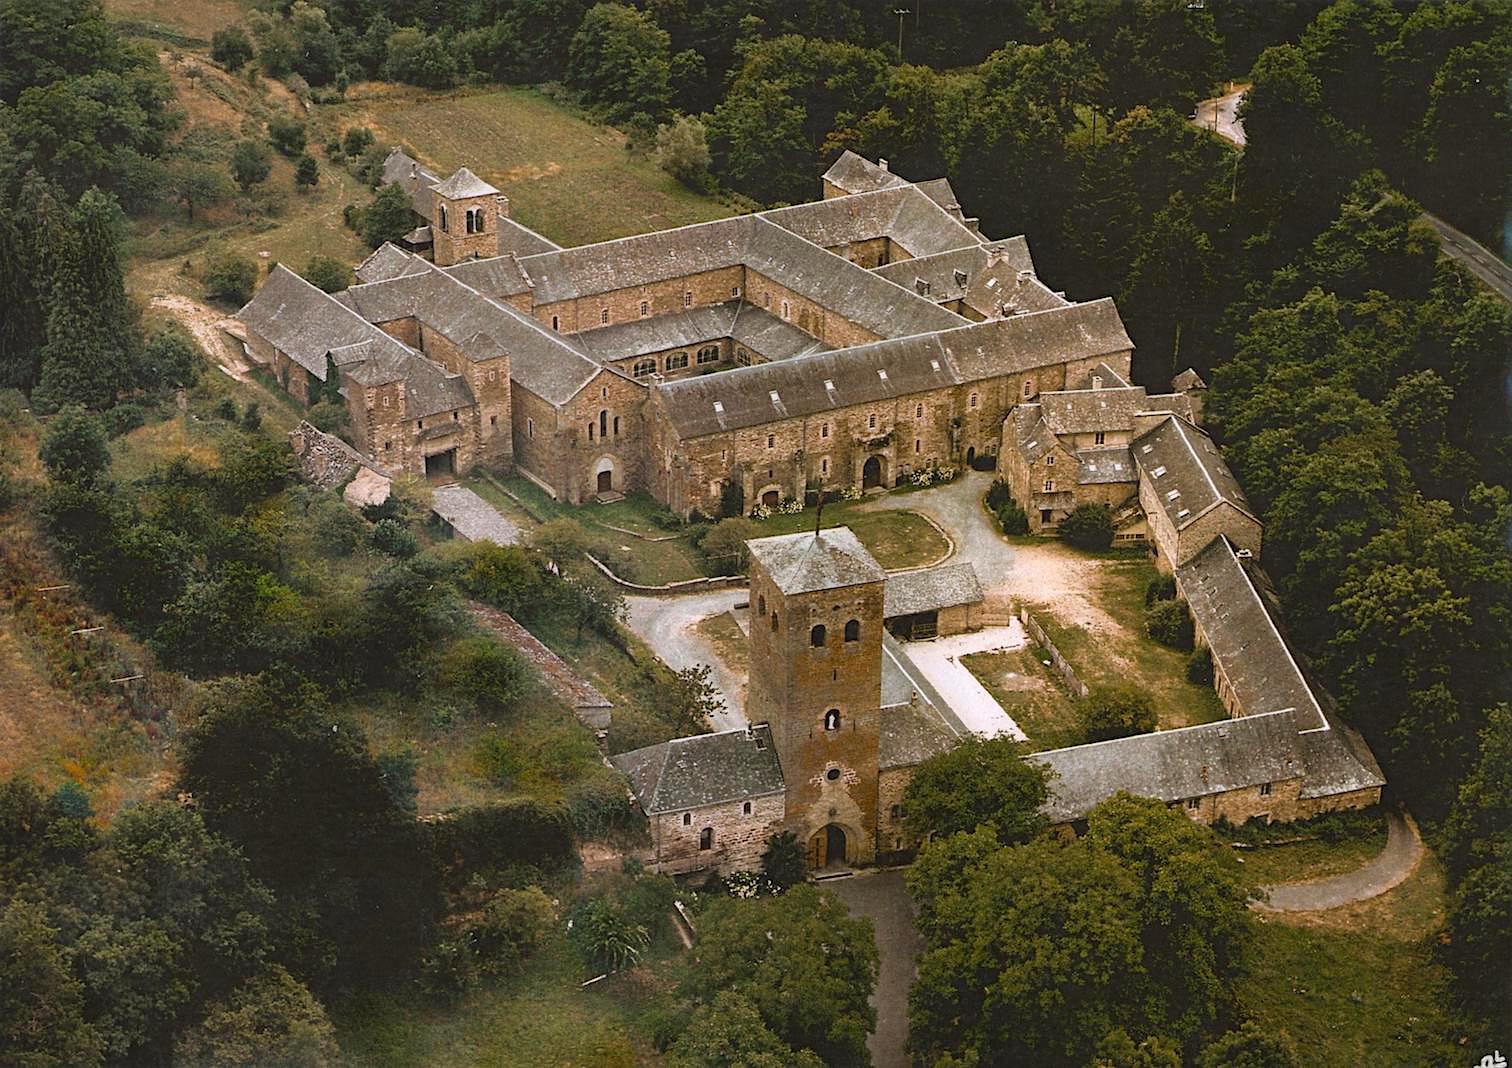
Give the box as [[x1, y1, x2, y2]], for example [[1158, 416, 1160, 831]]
[[1145, 574, 1177, 604], [1058, 503, 1114, 551], [40, 407, 110, 485], [302, 255, 351, 294], [1145, 598, 1195, 650], [567, 897, 649, 973], [700, 516, 756, 575], [655, 114, 711, 188], [342, 127, 375, 157], [138, 325, 201, 391], [468, 886, 555, 974], [1187, 645, 1214, 686], [210, 26, 254, 71], [102, 402, 146, 438], [203, 249, 258, 305], [213, 397, 238, 420], [761, 831, 805, 890], [1081, 687, 1157, 742], [985, 479, 1012, 510], [370, 517, 418, 557], [997, 500, 1029, 536], [241, 402, 262, 431], [305, 399, 349, 435], [230, 139, 272, 191], [267, 114, 307, 157], [295, 153, 319, 189], [418, 939, 477, 1001], [437, 636, 530, 716], [429, 799, 576, 880]]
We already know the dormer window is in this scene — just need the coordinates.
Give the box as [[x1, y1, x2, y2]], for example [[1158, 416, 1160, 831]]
[[877, 369, 888, 382], [1166, 489, 1181, 501], [1152, 465, 1166, 477], [712, 401, 724, 414], [930, 359, 941, 372], [823, 379, 835, 392], [953, 269, 967, 286], [914, 277, 930, 295]]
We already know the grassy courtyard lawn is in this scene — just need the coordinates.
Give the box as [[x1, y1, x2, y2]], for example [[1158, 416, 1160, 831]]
[[337, 84, 737, 247], [1229, 814, 1389, 887], [750, 503, 951, 571], [962, 646, 1085, 752], [1027, 556, 1225, 731], [695, 611, 748, 679], [1236, 856, 1462, 1067], [333, 935, 668, 1067]]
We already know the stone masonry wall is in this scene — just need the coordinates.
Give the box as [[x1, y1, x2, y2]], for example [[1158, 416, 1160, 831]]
[[649, 793, 786, 875]]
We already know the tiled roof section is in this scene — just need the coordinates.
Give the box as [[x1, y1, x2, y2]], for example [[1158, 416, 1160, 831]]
[[873, 245, 989, 302], [746, 527, 885, 595], [1069, 360, 1131, 390], [1075, 447, 1137, 485], [610, 725, 785, 814], [354, 243, 420, 284], [1132, 415, 1256, 531], [913, 177, 962, 216], [883, 563, 983, 618], [432, 166, 498, 199], [1143, 392, 1200, 423], [443, 254, 534, 298], [1039, 385, 1152, 436], [495, 215, 560, 257], [962, 261, 1069, 319], [822, 150, 909, 194], [570, 302, 827, 364], [1296, 718, 1385, 798], [341, 264, 605, 404], [762, 186, 981, 258], [1172, 367, 1208, 391], [239, 265, 407, 380], [940, 298, 1132, 382], [381, 148, 442, 221], [879, 701, 959, 770], [653, 331, 954, 438], [1033, 710, 1304, 824], [1176, 537, 1327, 731]]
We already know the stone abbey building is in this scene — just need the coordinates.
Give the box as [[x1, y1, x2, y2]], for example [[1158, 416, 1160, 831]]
[[238, 151, 1164, 502]]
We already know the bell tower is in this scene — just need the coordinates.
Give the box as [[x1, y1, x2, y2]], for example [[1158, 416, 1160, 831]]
[[745, 527, 885, 867], [430, 166, 506, 266]]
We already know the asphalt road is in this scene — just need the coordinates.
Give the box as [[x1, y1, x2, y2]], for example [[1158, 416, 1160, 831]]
[[1194, 86, 1246, 147], [623, 588, 749, 730], [826, 870, 921, 1068], [1256, 808, 1423, 912], [1423, 213, 1512, 305]]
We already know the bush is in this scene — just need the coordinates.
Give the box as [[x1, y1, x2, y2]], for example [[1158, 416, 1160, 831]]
[[40, 407, 110, 485], [429, 799, 576, 882], [986, 479, 1012, 510], [230, 139, 272, 191], [102, 402, 146, 438], [969, 450, 998, 471], [1145, 574, 1177, 604], [700, 516, 757, 575], [210, 26, 254, 71], [417, 939, 477, 1002], [203, 249, 258, 305], [997, 500, 1029, 536], [370, 517, 418, 557], [438, 636, 530, 716], [761, 831, 805, 890], [305, 399, 349, 435], [295, 153, 319, 189], [567, 896, 649, 973], [137, 325, 201, 391], [241, 402, 262, 432], [342, 127, 375, 157], [1058, 503, 1114, 551], [468, 886, 554, 975], [267, 114, 307, 157], [213, 397, 238, 421], [1145, 598, 1195, 651], [1081, 687, 1157, 742], [302, 255, 351, 294], [655, 115, 711, 188], [1186, 646, 1214, 686]]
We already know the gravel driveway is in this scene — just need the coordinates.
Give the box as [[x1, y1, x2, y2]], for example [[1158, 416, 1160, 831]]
[[624, 589, 749, 730], [893, 625, 1028, 739], [826, 870, 921, 1068], [1256, 808, 1424, 911]]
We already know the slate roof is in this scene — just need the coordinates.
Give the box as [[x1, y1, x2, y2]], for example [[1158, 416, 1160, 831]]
[[240, 266, 403, 380], [1069, 361, 1131, 390], [1008, 406, 1068, 466], [1176, 537, 1328, 731], [443, 254, 534, 298], [1172, 367, 1208, 391], [879, 701, 960, 770], [1039, 385, 1154, 436], [570, 302, 828, 364], [381, 148, 443, 221], [495, 215, 561, 257], [1295, 719, 1386, 798], [883, 563, 983, 618], [354, 243, 421, 285], [940, 298, 1131, 382], [432, 166, 498, 199], [746, 527, 885, 595], [1132, 415, 1257, 532], [762, 185, 981, 259], [963, 261, 1069, 319], [1033, 710, 1304, 824], [822, 150, 909, 194], [1075, 447, 1137, 485], [611, 724, 785, 814]]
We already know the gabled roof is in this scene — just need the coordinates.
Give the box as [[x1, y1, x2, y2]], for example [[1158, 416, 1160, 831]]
[[1075, 447, 1137, 485], [1039, 385, 1152, 436], [611, 725, 784, 814], [1172, 367, 1208, 391], [1033, 710, 1304, 824], [1069, 361, 1131, 390], [883, 562, 983, 618], [1176, 537, 1327, 731], [432, 166, 498, 199], [879, 701, 959, 770], [1132, 414, 1257, 532], [747, 527, 885, 595], [962, 261, 1070, 319], [569, 302, 827, 365], [354, 243, 422, 285], [939, 298, 1131, 382], [822, 149, 909, 194], [239, 265, 403, 380], [381, 148, 443, 221], [495, 215, 561, 257], [761, 185, 981, 259]]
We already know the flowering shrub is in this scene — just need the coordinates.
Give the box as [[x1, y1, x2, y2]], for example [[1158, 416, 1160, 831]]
[[750, 504, 772, 520], [909, 468, 935, 487], [778, 497, 802, 514], [723, 870, 778, 898], [840, 485, 862, 501], [935, 465, 958, 481]]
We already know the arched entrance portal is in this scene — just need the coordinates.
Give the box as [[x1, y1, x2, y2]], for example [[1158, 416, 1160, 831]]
[[966, 446, 976, 466], [597, 469, 613, 493], [862, 455, 883, 489], [808, 824, 848, 869]]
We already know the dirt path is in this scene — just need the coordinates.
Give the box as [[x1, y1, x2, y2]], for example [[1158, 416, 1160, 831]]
[[623, 590, 749, 730], [1255, 808, 1423, 912], [148, 293, 251, 381], [826, 870, 921, 1068]]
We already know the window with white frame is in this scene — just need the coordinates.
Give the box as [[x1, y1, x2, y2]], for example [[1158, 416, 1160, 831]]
[[666, 351, 689, 370], [633, 358, 656, 377]]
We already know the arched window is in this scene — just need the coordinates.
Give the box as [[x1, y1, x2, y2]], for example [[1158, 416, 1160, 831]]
[[757, 595, 766, 616], [821, 424, 829, 438], [599, 410, 608, 438], [464, 209, 474, 234], [633, 358, 656, 378], [587, 422, 594, 441], [810, 624, 826, 647], [474, 209, 485, 233], [699, 827, 713, 850], [639, 301, 650, 318], [682, 813, 691, 826], [844, 619, 860, 642], [613, 416, 620, 436], [600, 307, 609, 324], [438, 204, 448, 232], [824, 709, 840, 731], [1023, 380, 1033, 397], [742, 801, 752, 815], [551, 315, 559, 331], [697, 345, 719, 365], [868, 414, 877, 429], [666, 351, 689, 370], [770, 612, 778, 632]]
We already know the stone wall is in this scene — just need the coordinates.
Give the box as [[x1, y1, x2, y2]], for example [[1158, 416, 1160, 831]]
[[534, 266, 747, 335], [288, 422, 390, 489], [1020, 609, 1090, 699], [648, 793, 786, 875]]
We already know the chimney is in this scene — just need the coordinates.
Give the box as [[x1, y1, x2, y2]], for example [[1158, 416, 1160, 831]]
[[1017, 270, 1032, 284], [878, 158, 889, 172]]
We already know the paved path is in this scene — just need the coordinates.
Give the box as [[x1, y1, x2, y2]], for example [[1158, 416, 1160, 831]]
[[825, 870, 920, 1068], [859, 472, 1018, 592], [1255, 808, 1423, 912], [1423, 212, 1512, 305], [624, 589, 749, 730], [431, 484, 521, 545], [1193, 85, 1247, 147], [891, 625, 1028, 740]]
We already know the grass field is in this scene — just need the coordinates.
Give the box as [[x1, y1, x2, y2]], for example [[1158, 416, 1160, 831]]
[[749, 502, 951, 571], [1236, 855, 1462, 1066], [106, 0, 249, 41], [1231, 819, 1389, 887], [1028, 556, 1226, 731], [336, 85, 738, 247], [962, 645, 1085, 752]]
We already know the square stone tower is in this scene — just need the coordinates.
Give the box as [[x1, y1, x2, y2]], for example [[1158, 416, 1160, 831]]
[[431, 167, 506, 266], [745, 527, 886, 868]]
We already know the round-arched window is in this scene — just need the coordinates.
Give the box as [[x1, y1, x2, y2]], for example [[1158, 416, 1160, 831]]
[[825, 768, 841, 781], [810, 624, 826, 647], [632, 358, 656, 378], [844, 619, 860, 642], [824, 709, 840, 731]]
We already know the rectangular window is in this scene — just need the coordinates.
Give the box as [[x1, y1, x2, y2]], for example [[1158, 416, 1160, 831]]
[[767, 435, 775, 449], [1259, 782, 1272, 796], [1094, 431, 1106, 445], [1045, 454, 1055, 467], [821, 425, 829, 438], [382, 395, 391, 407], [1186, 797, 1201, 810], [490, 414, 498, 427], [527, 418, 534, 438], [639, 301, 650, 317], [1040, 508, 1052, 523], [781, 299, 790, 320], [684, 291, 693, 307], [868, 414, 877, 429], [915, 439, 921, 453], [890, 804, 901, 820], [821, 458, 828, 474], [600, 307, 609, 324], [1044, 479, 1054, 492]]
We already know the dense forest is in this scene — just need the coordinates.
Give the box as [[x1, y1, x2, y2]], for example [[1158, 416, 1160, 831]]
[[1, 0, 1510, 1064]]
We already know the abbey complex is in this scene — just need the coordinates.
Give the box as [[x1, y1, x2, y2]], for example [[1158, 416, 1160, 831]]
[[238, 151, 1383, 873]]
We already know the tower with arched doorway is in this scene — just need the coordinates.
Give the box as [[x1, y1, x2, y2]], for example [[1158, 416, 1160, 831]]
[[746, 527, 886, 868]]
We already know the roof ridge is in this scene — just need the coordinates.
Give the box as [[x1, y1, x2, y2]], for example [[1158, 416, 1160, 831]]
[[1033, 707, 1296, 759]]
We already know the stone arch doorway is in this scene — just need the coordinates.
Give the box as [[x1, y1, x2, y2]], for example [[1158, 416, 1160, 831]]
[[966, 446, 976, 466], [862, 455, 883, 489], [808, 823, 849, 869], [760, 486, 780, 508], [593, 456, 617, 495], [597, 469, 613, 493]]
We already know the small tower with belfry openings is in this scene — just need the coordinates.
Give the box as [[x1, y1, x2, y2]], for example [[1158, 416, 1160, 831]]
[[745, 526, 886, 868], [430, 166, 506, 266]]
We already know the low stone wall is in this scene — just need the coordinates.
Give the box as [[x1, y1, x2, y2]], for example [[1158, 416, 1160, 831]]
[[1019, 608, 1090, 699], [584, 553, 749, 596], [288, 422, 389, 489]]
